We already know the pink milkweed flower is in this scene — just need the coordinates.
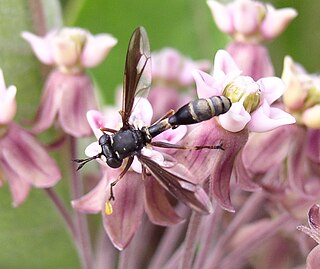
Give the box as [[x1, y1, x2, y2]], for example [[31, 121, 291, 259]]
[[148, 48, 211, 120], [174, 50, 295, 211], [22, 27, 118, 137], [207, 0, 297, 80], [72, 98, 211, 250], [298, 204, 320, 269], [0, 70, 61, 206], [207, 0, 297, 42], [235, 56, 320, 213]]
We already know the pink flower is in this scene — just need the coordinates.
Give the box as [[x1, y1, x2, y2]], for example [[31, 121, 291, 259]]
[[195, 50, 295, 133], [73, 98, 212, 249], [22, 28, 117, 137], [298, 205, 320, 269], [22, 28, 117, 73], [174, 50, 295, 211], [207, 0, 297, 42], [149, 48, 210, 120], [207, 0, 296, 80], [0, 70, 17, 124], [0, 70, 61, 206]]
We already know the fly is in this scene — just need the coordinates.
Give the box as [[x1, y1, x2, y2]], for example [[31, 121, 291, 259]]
[[74, 27, 232, 214]]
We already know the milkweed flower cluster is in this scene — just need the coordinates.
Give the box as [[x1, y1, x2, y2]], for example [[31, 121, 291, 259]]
[[3, 0, 320, 268], [22, 28, 117, 137], [207, 0, 297, 79], [0, 70, 61, 206]]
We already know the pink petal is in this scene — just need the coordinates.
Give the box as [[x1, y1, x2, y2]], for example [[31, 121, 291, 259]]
[[130, 97, 153, 127], [233, 0, 260, 35], [193, 70, 222, 98], [306, 129, 320, 163], [1, 124, 61, 188], [173, 120, 249, 211], [0, 157, 31, 207], [234, 152, 260, 191], [219, 102, 251, 132], [307, 245, 320, 269], [155, 125, 187, 145], [143, 174, 184, 226], [81, 34, 117, 68], [103, 171, 144, 250], [32, 71, 62, 133], [261, 5, 297, 40], [21, 31, 55, 65], [86, 110, 106, 139], [257, 77, 285, 104], [248, 101, 296, 132], [58, 73, 97, 137], [213, 50, 242, 79], [309, 204, 320, 230], [207, 0, 234, 33], [72, 176, 107, 214], [241, 125, 294, 174], [227, 42, 274, 80]]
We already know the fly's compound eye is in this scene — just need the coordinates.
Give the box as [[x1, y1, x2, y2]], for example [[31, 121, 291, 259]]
[[107, 158, 123, 168], [99, 134, 110, 145]]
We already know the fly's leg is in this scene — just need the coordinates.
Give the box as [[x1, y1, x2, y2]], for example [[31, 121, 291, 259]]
[[108, 156, 134, 201], [150, 141, 224, 151]]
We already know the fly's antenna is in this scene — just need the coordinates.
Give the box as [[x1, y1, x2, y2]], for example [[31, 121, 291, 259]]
[[73, 153, 102, 170]]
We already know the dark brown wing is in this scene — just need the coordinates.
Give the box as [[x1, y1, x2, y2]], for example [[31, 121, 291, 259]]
[[138, 154, 213, 214], [122, 26, 151, 127]]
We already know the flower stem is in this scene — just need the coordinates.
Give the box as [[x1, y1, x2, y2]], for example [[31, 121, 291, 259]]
[[202, 191, 266, 269], [179, 211, 202, 269], [69, 136, 93, 269], [44, 187, 77, 239]]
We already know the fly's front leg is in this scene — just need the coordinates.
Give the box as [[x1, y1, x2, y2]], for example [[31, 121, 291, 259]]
[[108, 156, 134, 201]]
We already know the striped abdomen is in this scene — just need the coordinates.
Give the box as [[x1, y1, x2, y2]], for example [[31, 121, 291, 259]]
[[168, 96, 231, 126]]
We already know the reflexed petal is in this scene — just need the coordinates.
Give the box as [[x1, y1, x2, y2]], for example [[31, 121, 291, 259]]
[[72, 176, 107, 214], [21, 31, 55, 65], [306, 129, 320, 163], [144, 174, 184, 226], [307, 245, 320, 269], [1, 124, 61, 188], [32, 71, 64, 133], [173, 120, 248, 211], [0, 157, 31, 207], [234, 152, 260, 191], [261, 5, 297, 40], [86, 110, 105, 139], [207, 0, 234, 33], [59, 73, 97, 137], [103, 172, 144, 250], [257, 77, 285, 104], [81, 34, 118, 68], [241, 126, 293, 174], [219, 102, 251, 132], [248, 101, 296, 132], [227, 43, 274, 80]]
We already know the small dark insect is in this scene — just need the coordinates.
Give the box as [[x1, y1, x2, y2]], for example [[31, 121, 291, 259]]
[[74, 27, 232, 214]]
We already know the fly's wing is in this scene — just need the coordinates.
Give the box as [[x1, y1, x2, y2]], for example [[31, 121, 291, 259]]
[[138, 154, 213, 214], [122, 26, 151, 127]]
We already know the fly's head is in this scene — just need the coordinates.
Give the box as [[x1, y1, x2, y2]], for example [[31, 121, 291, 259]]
[[99, 133, 123, 169]]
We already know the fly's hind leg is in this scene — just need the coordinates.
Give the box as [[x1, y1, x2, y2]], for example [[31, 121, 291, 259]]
[[150, 141, 224, 151]]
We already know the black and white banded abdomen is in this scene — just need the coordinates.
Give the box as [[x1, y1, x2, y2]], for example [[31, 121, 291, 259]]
[[168, 96, 231, 126]]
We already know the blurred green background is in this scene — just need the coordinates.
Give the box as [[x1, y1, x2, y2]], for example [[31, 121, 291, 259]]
[[0, 0, 319, 268]]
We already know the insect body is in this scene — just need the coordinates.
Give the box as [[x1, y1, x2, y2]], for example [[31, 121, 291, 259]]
[[75, 27, 232, 214]]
